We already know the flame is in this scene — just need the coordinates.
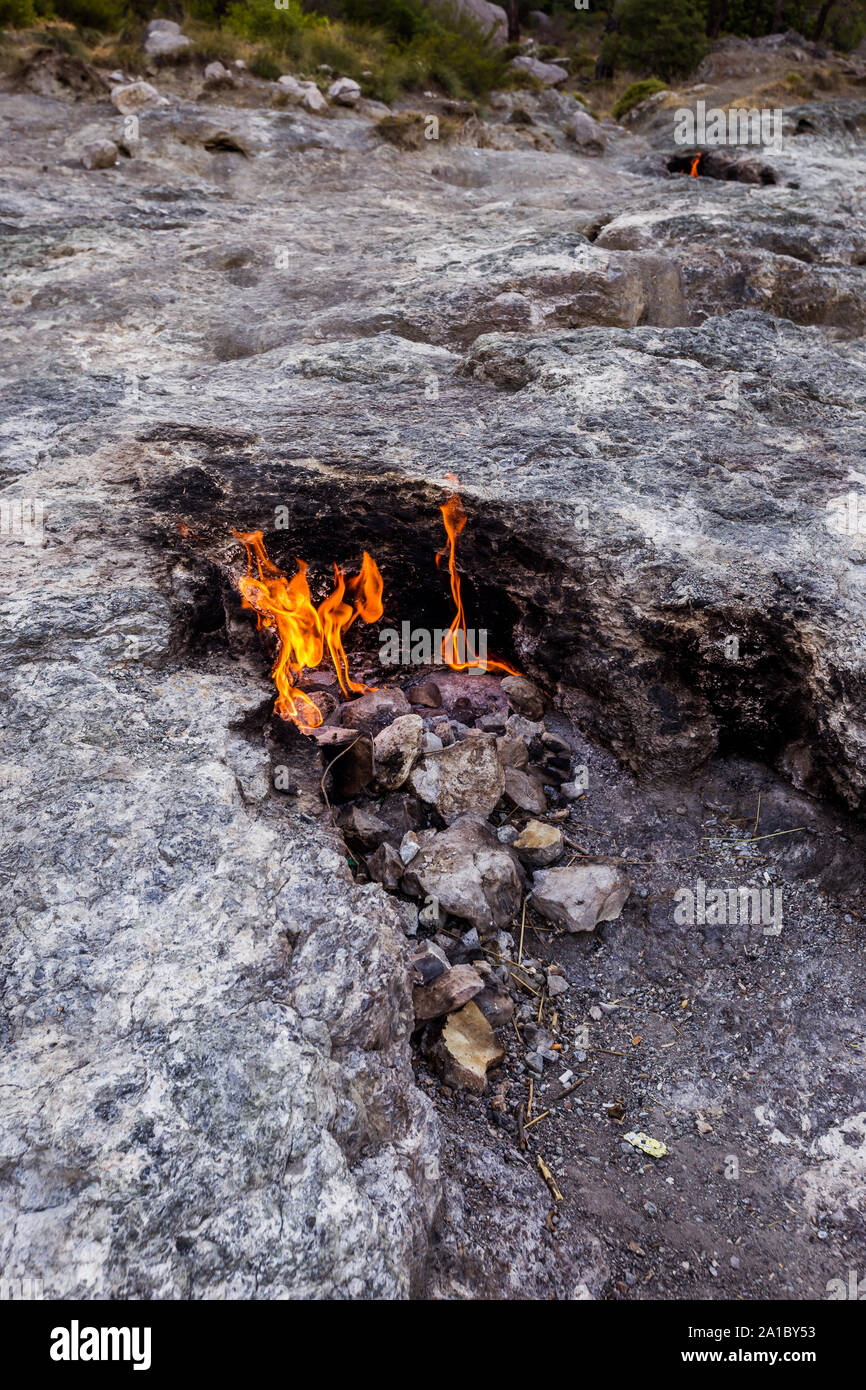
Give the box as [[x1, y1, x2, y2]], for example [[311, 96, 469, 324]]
[[233, 529, 383, 728], [689, 154, 701, 177], [435, 473, 518, 675]]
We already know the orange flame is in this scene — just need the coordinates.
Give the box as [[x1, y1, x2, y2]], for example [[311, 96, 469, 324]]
[[689, 154, 701, 177], [233, 530, 383, 728], [435, 473, 518, 675]]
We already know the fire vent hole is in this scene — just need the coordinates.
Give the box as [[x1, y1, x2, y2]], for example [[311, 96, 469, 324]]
[[666, 151, 778, 184]]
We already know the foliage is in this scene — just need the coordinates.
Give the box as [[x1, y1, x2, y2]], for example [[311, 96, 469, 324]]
[[0, 0, 37, 25], [610, 0, 709, 80], [611, 76, 667, 116]]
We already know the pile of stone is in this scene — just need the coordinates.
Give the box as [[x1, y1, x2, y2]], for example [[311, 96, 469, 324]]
[[297, 666, 630, 1092]]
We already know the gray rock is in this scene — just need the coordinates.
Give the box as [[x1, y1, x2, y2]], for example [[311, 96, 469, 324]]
[[504, 766, 548, 814], [403, 814, 523, 935], [427, 0, 507, 45], [203, 61, 234, 89], [144, 21, 191, 59], [409, 733, 505, 823], [110, 81, 164, 114], [531, 865, 631, 933], [302, 85, 329, 115], [81, 140, 118, 170], [496, 735, 530, 769], [500, 675, 546, 719], [367, 840, 405, 890], [342, 687, 411, 729], [276, 75, 306, 105], [510, 56, 569, 86], [338, 804, 392, 850], [568, 109, 605, 154], [400, 830, 421, 864], [373, 713, 424, 789], [413, 962, 485, 1021], [328, 77, 362, 107]]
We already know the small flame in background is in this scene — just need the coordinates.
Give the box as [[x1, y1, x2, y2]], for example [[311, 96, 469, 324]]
[[233, 477, 516, 730], [689, 153, 702, 177], [436, 473, 519, 677], [233, 529, 383, 729]]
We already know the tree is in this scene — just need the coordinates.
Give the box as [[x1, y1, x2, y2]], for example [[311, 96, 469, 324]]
[[613, 0, 709, 79]]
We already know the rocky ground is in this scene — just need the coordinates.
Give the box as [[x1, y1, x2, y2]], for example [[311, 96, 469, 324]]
[[1, 30, 865, 1300]]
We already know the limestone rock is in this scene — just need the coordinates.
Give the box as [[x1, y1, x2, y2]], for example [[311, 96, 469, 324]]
[[504, 766, 547, 814], [338, 804, 391, 850], [328, 77, 362, 106], [567, 109, 605, 154], [413, 963, 485, 1022], [500, 675, 546, 720], [342, 687, 411, 730], [367, 841, 404, 890], [531, 864, 631, 933], [427, 0, 507, 45], [430, 1001, 506, 1092], [203, 61, 234, 89], [374, 713, 424, 790], [144, 20, 191, 59], [408, 734, 505, 823], [277, 75, 306, 105], [110, 81, 163, 114], [302, 85, 329, 115], [513, 819, 563, 868], [81, 140, 118, 170], [403, 814, 523, 935], [497, 734, 529, 769], [510, 56, 569, 86]]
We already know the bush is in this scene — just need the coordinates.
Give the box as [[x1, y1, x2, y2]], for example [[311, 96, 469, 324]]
[[611, 76, 667, 119], [611, 0, 708, 82], [47, 0, 126, 28], [0, 0, 37, 24], [248, 48, 282, 80], [224, 0, 324, 48]]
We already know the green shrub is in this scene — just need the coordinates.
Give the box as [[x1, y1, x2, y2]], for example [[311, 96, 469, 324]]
[[249, 48, 282, 80], [612, 0, 708, 82], [611, 76, 667, 119], [0, 0, 37, 25], [224, 0, 324, 48], [48, 0, 126, 29]]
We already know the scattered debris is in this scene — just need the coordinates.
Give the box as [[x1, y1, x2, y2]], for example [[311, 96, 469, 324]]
[[624, 1132, 668, 1158]]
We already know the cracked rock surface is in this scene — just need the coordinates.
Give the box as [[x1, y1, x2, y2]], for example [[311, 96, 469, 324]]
[[1, 45, 865, 1300]]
